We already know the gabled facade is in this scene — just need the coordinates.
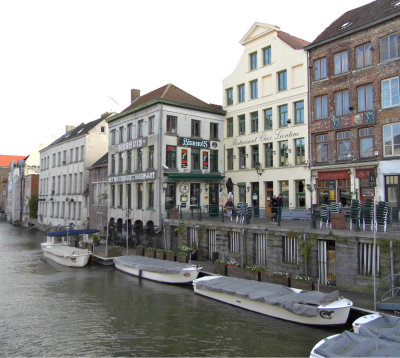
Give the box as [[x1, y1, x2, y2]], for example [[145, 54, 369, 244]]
[[305, 0, 400, 219], [223, 23, 311, 217], [38, 117, 109, 230], [106, 84, 225, 246]]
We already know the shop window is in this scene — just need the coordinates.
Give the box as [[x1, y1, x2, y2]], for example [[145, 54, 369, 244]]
[[296, 180, 306, 208], [279, 180, 289, 207]]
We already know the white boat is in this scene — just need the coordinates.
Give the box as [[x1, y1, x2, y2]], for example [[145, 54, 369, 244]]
[[114, 255, 202, 284], [41, 229, 98, 268], [193, 276, 352, 326]]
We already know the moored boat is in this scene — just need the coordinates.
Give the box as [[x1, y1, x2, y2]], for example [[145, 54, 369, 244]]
[[114, 255, 202, 284], [41, 229, 98, 268], [193, 276, 352, 326]]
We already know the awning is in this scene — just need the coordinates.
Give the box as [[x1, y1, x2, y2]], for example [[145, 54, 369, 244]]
[[317, 170, 350, 180], [167, 173, 224, 181]]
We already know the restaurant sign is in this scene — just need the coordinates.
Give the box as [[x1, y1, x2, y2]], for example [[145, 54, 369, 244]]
[[178, 137, 209, 149], [108, 170, 156, 183]]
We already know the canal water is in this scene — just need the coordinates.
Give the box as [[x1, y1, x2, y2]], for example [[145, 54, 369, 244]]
[[0, 220, 346, 357]]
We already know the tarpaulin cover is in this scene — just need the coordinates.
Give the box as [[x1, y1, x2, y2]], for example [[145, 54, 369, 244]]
[[358, 314, 400, 343], [314, 331, 400, 357], [114, 255, 196, 274], [195, 276, 340, 317], [47, 229, 99, 237]]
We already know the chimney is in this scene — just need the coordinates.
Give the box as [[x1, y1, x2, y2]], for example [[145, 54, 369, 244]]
[[66, 125, 75, 133], [131, 89, 140, 103]]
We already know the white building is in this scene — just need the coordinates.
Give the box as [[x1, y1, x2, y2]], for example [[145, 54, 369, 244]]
[[106, 84, 225, 241], [223, 23, 311, 218], [38, 117, 109, 229]]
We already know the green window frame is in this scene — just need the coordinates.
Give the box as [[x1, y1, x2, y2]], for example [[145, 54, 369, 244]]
[[264, 108, 272, 130], [166, 145, 177, 169], [279, 141, 288, 167], [295, 138, 305, 165], [250, 80, 258, 99], [191, 148, 200, 170], [227, 118, 233, 137], [264, 142, 273, 168], [238, 114, 245, 135], [294, 101, 304, 124], [278, 70, 287, 91], [279, 104, 288, 128], [238, 84, 245, 102], [226, 88, 233, 105], [251, 111, 258, 132], [227, 148, 234, 171]]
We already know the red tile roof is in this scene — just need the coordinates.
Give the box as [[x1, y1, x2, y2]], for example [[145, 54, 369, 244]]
[[277, 31, 310, 49], [0, 155, 27, 167], [307, 0, 400, 48]]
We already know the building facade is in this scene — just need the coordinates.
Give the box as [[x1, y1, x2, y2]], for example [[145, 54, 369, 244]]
[[223, 23, 311, 218], [305, 0, 400, 220], [38, 117, 109, 230], [106, 84, 225, 246]]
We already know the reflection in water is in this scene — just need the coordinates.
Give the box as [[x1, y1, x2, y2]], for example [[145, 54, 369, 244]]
[[0, 220, 344, 357]]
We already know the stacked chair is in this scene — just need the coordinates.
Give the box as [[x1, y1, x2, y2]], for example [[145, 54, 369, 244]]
[[235, 202, 249, 224], [376, 201, 391, 232], [330, 201, 342, 214], [350, 199, 362, 230], [319, 203, 330, 229], [362, 199, 375, 231]]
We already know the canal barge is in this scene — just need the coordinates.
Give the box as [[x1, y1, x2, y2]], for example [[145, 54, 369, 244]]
[[114, 255, 202, 284], [193, 276, 352, 326], [41, 229, 98, 268]]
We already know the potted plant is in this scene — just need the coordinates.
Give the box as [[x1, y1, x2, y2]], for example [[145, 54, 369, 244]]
[[156, 248, 165, 260], [136, 244, 144, 256], [290, 274, 314, 290], [176, 245, 193, 263], [145, 247, 156, 258], [261, 271, 290, 286], [244, 265, 266, 281], [108, 246, 123, 257], [213, 259, 227, 275], [166, 250, 176, 261], [92, 234, 100, 246]]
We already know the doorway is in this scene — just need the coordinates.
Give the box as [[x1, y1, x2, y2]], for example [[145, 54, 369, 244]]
[[264, 181, 273, 216], [317, 239, 336, 285]]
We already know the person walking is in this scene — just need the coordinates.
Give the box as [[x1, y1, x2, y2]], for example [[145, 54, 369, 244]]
[[270, 195, 278, 222], [276, 194, 283, 225]]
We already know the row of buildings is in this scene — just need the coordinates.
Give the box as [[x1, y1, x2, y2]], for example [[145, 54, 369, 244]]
[[2, 0, 399, 288]]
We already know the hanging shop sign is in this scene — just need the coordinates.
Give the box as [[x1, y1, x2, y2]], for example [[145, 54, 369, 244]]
[[108, 170, 156, 183], [179, 137, 209, 149], [202, 151, 209, 169], [181, 149, 188, 168]]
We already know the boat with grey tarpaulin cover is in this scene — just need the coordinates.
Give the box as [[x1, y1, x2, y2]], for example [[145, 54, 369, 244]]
[[193, 276, 352, 325], [113, 255, 202, 284]]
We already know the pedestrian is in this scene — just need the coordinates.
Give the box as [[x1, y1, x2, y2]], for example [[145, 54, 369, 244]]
[[276, 194, 283, 223], [270, 195, 278, 222]]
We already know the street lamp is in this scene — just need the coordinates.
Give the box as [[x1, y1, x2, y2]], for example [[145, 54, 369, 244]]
[[255, 162, 263, 176]]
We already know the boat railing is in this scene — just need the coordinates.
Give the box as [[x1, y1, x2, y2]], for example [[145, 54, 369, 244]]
[[376, 272, 400, 311]]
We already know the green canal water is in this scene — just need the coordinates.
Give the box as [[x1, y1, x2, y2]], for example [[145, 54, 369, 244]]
[[0, 220, 345, 357]]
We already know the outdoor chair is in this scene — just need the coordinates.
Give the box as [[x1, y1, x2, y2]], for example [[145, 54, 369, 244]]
[[319, 204, 330, 229], [349, 199, 361, 230], [376, 201, 391, 232], [363, 199, 375, 231], [329, 201, 342, 214], [236, 202, 248, 224]]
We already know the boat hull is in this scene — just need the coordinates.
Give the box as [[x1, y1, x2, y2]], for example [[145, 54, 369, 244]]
[[41, 244, 91, 268], [193, 277, 351, 325], [114, 261, 201, 284]]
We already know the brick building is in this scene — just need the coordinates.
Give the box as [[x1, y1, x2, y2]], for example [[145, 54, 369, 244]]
[[305, 0, 400, 220]]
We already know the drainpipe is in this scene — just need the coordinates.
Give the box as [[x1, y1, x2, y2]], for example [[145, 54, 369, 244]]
[[306, 49, 314, 228], [158, 104, 166, 250], [390, 240, 394, 297]]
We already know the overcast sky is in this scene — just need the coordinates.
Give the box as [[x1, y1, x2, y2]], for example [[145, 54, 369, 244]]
[[0, 0, 372, 156]]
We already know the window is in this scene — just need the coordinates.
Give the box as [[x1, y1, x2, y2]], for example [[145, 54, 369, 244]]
[[264, 108, 272, 130], [335, 90, 350, 116], [111, 185, 115, 207], [356, 43, 372, 68], [191, 119, 201, 137], [250, 80, 258, 99], [226, 88, 233, 105], [279, 104, 288, 127], [294, 101, 304, 124], [166, 145, 177, 168], [210, 122, 218, 140], [227, 148, 234, 170], [334, 51, 348, 75], [314, 58, 327, 80], [264, 143, 273, 168], [138, 119, 144, 137], [148, 146, 154, 169], [226, 118, 233, 137], [263, 46, 271, 65], [315, 95, 328, 120], [229, 230, 240, 254], [166, 115, 177, 134], [280, 181, 289, 207], [383, 123, 400, 156], [148, 116, 155, 134], [239, 147, 246, 168], [358, 242, 380, 276], [251, 145, 259, 168], [137, 183, 143, 209], [111, 154, 116, 174], [278, 70, 287, 91], [119, 126, 124, 143], [111, 129, 116, 145], [359, 127, 374, 158], [127, 184, 131, 210], [382, 77, 399, 108], [337, 131, 351, 160], [283, 235, 299, 264], [316, 134, 328, 163], [210, 150, 218, 172], [127, 123, 133, 140], [118, 153, 123, 174], [251, 112, 258, 132], [238, 84, 245, 102], [75, 147, 79, 162], [249, 52, 257, 70], [279, 141, 288, 167], [118, 184, 123, 208], [191, 148, 200, 170], [127, 150, 132, 173], [238, 114, 245, 135], [358, 84, 373, 111], [295, 138, 305, 165], [296, 180, 306, 208], [148, 183, 154, 208], [137, 149, 143, 171], [380, 33, 398, 62]]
